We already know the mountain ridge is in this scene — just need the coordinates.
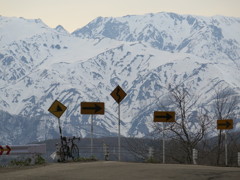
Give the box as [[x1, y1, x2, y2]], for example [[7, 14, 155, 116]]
[[72, 12, 240, 63], [0, 12, 240, 144]]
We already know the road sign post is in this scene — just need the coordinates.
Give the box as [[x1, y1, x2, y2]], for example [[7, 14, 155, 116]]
[[154, 111, 175, 164], [48, 100, 67, 146], [238, 152, 240, 166], [217, 119, 233, 166], [81, 102, 105, 157], [162, 122, 165, 164], [58, 118, 63, 146], [91, 115, 93, 157], [118, 103, 121, 161], [225, 130, 228, 166], [110, 85, 127, 161]]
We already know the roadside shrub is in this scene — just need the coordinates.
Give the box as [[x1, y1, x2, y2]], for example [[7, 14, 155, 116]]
[[34, 155, 46, 165], [10, 158, 31, 166]]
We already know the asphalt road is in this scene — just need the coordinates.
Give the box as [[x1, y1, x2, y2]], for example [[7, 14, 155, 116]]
[[0, 161, 240, 180]]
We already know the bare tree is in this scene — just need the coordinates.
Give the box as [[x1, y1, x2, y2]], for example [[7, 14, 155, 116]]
[[123, 83, 239, 165], [154, 84, 211, 163], [211, 84, 240, 165]]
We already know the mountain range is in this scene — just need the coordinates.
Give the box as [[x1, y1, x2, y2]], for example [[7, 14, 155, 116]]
[[0, 12, 240, 145]]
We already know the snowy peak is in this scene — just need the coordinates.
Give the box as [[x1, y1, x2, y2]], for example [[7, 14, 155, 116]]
[[55, 25, 69, 34], [72, 12, 240, 61], [0, 16, 51, 46]]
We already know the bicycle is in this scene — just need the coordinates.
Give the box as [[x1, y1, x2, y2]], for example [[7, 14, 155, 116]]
[[58, 136, 80, 162]]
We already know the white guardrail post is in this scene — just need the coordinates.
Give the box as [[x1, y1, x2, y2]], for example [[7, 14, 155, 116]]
[[193, 148, 198, 165], [0, 144, 46, 155]]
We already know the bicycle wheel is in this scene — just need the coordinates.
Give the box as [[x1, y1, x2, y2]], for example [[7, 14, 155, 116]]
[[59, 145, 69, 162], [71, 144, 79, 160]]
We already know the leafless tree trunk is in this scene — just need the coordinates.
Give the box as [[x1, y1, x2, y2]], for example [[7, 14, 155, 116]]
[[154, 84, 211, 164], [211, 84, 240, 165]]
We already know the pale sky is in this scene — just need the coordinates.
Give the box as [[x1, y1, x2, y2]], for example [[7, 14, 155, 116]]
[[1, 0, 240, 33]]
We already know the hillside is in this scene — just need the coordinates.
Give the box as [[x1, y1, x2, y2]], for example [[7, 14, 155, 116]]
[[0, 12, 240, 144]]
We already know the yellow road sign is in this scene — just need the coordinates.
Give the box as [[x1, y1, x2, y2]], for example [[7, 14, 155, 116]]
[[217, 119, 233, 130], [110, 85, 127, 104], [48, 100, 67, 118], [154, 111, 175, 122], [81, 102, 104, 114]]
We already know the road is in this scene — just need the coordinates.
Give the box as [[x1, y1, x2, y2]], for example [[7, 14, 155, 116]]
[[0, 161, 239, 180]]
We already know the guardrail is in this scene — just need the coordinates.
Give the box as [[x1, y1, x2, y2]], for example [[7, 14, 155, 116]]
[[0, 144, 46, 155]]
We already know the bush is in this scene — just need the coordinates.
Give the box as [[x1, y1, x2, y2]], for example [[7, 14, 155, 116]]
[[9, 155, 46, 166], [34, 155, 46, 165], [145, 157, 159, 163], [10, 158, 32, 166]]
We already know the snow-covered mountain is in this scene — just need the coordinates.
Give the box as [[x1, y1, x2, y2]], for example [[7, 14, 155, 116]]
[[0, 12, 240, 144], [72, 12, 240, 63]]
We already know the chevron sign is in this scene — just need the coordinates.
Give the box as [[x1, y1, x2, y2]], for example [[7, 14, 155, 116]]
[[0, 145, 11, 155], [0, 144, 46, 155]]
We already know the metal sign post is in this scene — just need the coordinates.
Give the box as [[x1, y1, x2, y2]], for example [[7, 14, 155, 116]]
[[80, 102, 105, 158], [217, 119, 233, 166], [58, 118, 63, 146], [91, 115, 93, 157], [110, 85, 127, 161], [225, 130, 228, 166], [118, 103, 121, 161], [162, 122, 165, 164], [48, 100, 67, 146], [153, 111, 175, 164], [238, 152, 240, 166]]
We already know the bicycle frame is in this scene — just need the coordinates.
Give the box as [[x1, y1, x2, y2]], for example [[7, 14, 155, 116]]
[[58, 136, 80, 162]]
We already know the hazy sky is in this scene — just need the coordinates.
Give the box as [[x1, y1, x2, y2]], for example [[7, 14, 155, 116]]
[[1, 0, 240, 32]]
